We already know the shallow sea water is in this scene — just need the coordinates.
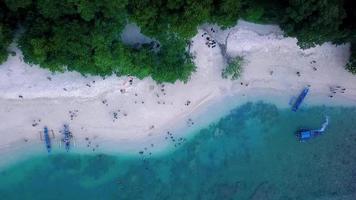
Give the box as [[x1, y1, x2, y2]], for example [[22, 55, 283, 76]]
[[1, 102, 356, 200]]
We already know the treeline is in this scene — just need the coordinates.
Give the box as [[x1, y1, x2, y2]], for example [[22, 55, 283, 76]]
[[0, 0, 355, 82]]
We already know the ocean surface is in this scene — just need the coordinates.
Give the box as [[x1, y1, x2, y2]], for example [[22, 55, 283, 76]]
[[1, 102, 356, 200]]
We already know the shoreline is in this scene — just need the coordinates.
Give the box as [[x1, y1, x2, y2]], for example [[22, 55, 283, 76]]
[[1, 89, 355, 170], [1, 20, 356, 169]]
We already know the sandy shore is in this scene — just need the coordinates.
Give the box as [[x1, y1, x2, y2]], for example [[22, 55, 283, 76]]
[[0, 20, 356, 167]]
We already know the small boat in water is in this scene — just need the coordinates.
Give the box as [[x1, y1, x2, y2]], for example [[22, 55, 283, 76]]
[[296, 116, 329, 142], [291, 87, 309, 112], [43, 126, 52, 153], [62, 124, 72, 152]]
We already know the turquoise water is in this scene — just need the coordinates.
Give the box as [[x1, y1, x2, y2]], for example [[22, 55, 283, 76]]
[[1, 102, 356, 199]]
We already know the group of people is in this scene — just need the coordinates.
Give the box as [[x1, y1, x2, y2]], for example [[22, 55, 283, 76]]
[[164, 131, 187, 148], [201, 32, 217, 48], [85, 137, 99, 152], [69, 110, 79, 120], [328, 85, 346, 98]]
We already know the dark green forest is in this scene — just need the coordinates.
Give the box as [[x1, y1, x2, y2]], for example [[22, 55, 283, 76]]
[[0, 0, 355, 82]]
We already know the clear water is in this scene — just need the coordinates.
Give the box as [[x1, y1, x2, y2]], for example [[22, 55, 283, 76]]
[[1, 102, 356, 200]]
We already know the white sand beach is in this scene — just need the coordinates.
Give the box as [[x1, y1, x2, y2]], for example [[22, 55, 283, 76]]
[[0, 20, 356, 167]]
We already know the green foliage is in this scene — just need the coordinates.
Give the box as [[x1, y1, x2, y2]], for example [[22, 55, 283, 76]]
[[2, 0, 198, 82], [0, 0, 258, 82], [128, 0, 214, 39], [0, 24, 12, 63], [1, 0, 356, 81], [0, 2, 14, 63], [281, 0, 347, 49], [242, 5, 265, 23], [18, 1, 128, 76], [346, 56, 356, 74], [346, 44, 356, 74], [152, 34, 195, 83], [222, 56, 244, 80], [4, 0, 31, 11], [128, 0, 245, 38], [240, 0, 286, 24], [209, 0, 242, 28]]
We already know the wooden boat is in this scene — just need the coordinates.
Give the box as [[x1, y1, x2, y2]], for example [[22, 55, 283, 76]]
[[292, 87, 309, 112]]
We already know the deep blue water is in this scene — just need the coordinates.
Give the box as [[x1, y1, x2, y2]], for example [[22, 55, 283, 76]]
[[1, 102, 356, 200]]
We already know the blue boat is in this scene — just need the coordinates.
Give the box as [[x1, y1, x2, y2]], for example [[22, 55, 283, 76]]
[[43, 126, 52, 153], [296, 116, 329, 142], [62, 124, 72, 152], [292, 87, 309, 112]]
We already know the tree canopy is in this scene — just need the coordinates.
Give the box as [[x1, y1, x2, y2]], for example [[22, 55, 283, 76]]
[[0, 1, 15, 63], [18, 0, 128, 76], [281, 0, 347, 48], [0, 0, 355, 82]]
